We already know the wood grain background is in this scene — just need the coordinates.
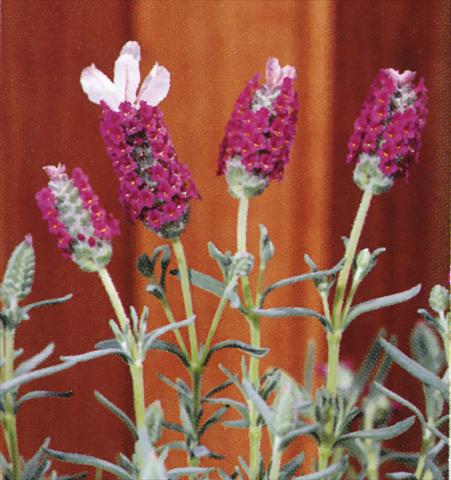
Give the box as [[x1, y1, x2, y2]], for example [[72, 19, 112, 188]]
[[1, 0, 449, 477]]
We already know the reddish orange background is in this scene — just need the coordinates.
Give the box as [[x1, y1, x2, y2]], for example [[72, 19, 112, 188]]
[[1, 0, 449, 477]]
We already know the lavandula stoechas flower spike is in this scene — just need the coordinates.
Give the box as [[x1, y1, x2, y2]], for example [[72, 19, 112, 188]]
[[348, 69, 428, 194], [218, 57, 299, 199], [80, 41, 199, 239], [36, 164, 120, 272]]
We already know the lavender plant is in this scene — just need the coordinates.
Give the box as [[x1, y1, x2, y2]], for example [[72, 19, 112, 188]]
[[0, 236, 77, 479], [1, 40, 448, 480]]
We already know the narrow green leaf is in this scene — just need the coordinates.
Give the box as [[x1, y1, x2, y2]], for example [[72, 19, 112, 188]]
[[167, 467, 213, 479], [253, 307, 330, 331], [15, 343, 55, 376], [198, 406, 229, 437], [204, 397, 248, 419], [203, 340, 269, 366], [147, 340, 190, 367], [95, 391, 137, 439], [17, 390, 72, 411], [385, 473, 416, 479], [60, 349, 123, 364], [279, 425, 317, 451], [242, 380, 272, 427], [262, 260, 344, 302], [44, 449, 131, 480], [345, 284, 421, 327], [171, 268, 240, 307], [280, 452, 305, 480], [204, 379, 233, 399], [0, 360, 76, 396], [379, 338, 448, 396], [294, 458, 347, 479], [144, 315, 195, 351], [338, 416, 415, 443], [23, 293, 73, 313], [21, 437, 50, 480]]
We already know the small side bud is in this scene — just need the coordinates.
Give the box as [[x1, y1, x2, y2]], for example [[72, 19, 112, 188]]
[[259, 224, 275, 263], [410, 323, 443, 374], [145, 400, 164, 445], [428, 284, 449, 314], [137, 253, 154, 278], [1, 236, 36, 327], [231, 252, 254, 277]]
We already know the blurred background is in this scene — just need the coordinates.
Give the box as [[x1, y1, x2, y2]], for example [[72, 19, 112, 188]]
[[1, 0, 449, 477]]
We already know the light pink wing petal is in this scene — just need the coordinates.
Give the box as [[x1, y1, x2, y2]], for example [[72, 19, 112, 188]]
[[114, 53, 140, 104], [265, 57, 282, 90], [120, 40, 141, 62], [80, 64, 120, 110], [281, 65, 296, 80], [138, 63, 170, 106]]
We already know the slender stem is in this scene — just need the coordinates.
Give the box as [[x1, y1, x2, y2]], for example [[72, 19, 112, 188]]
[[171, 236, 203, 470], [331, 188, 373, 330], [269, 435, 282, 480], [98, 268, 129, 329], [236, 197, 263, 480], [97, 269, 148, 474], [172, 237, 199, 365], [237, 196, 249, 254], [320, 188, 372, 472], [160, 295, 189, 359], [2, 329, 20, 480], [130, 364, 146, 428], [200, 290, 231, 365], [326, 331, 342, 395], [364, 405, 379, 480]]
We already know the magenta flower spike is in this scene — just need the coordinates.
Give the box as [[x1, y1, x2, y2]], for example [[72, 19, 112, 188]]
[[348, 69, 428, 194], [218, 57, 299, 199], [81, 41, 199, 239], [36, 164, 120, 272]]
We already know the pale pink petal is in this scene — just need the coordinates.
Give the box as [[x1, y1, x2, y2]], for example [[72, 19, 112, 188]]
[[138, 63, 170, 106], [120, 40, 141, 62], [281, 65, 296, 80], [80, 64, 120, 110], [265, 57, 282, 91], [43, 164, 67, 182], [114, 54, 140, 104], [387, 68, 415, 86]]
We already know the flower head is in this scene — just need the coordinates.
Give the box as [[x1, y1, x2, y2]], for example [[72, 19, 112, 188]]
[[36, 164, 120, 272], [81, 41, 170, 111], [218, 57, 299, 199], [82, 41, 199, 239], [348, 69, 428, 193]]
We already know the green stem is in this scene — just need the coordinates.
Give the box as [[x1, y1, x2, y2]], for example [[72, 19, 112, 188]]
[[237, 197, 262, 480], [171, 237, 203, 470], [97, 269, 148, 474], [172, 237, 199, 365], [364, 406, 378, 480], [160, 294, 189, 359], [98, 268, 129, 329], [331, 188, 373, 330], [2, 329, 20, 480], [414, 425, 434, 480], [130, 363, 146, 429], [326, 331, 342, 395], [269, 435, 282, 480], [200, 290, 232, 365]]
